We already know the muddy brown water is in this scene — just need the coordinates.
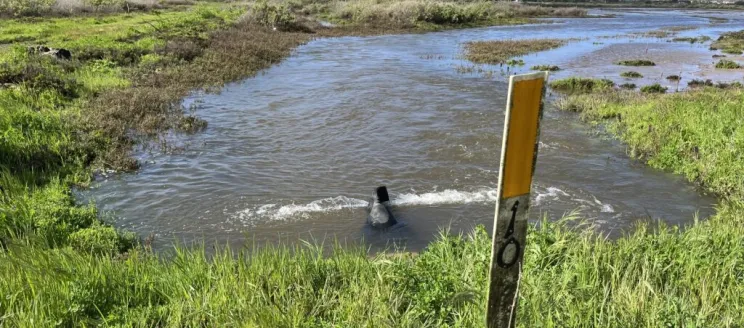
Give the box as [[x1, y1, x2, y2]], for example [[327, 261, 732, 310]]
[[80, 9, 744, 252]]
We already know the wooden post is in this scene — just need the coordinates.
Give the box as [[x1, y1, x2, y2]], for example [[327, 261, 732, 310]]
[[486, 72, 548, 328]]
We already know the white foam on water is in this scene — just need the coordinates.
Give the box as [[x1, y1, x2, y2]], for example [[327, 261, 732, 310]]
[[233, 188, 500, 224], [534, 186, 570, 205], [390, 188, 499, 206], [232, 186, 619, 225], [235, 196, 368, 222]]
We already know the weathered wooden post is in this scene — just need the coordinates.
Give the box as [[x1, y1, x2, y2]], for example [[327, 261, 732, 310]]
[[486, 71, 548, 328]]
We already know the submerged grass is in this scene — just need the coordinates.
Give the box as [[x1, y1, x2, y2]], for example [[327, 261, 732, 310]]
[[464, 38, 566, 65]]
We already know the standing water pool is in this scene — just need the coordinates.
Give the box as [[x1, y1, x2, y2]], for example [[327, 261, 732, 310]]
[[80, 9, 744, 252]]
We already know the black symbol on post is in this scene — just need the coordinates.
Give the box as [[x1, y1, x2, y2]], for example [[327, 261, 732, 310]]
[[497, 201, 520, 268]]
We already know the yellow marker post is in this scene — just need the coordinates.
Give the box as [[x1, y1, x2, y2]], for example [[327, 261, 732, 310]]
[[486, 72, 548, 328]]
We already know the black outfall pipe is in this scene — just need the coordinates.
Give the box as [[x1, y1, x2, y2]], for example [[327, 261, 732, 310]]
[[367, 186, 397, 228]]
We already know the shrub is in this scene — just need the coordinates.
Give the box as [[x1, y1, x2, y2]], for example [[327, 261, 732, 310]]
[[619, 83, 636, 89], [617, 59, 655, 66], [640, 83, 667, 94], [549, 77, 614, 93], [244, 0, 296, 30], [620, 71, 643, 78]]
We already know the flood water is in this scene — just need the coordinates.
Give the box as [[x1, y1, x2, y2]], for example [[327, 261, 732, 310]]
[[81, 9, 744, 252]]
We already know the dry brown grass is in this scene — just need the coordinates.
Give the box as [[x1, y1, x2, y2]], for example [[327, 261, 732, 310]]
[[464, 38, 566, 65]]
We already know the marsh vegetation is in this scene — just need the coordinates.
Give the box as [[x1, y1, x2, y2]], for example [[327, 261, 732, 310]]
[[464, 38, 566, 64], [620, 71, 643, 78], [666, 74, 681, 81], [530, 64, 560, 71], [617, 59, 656, 66], [715, 59, 742, 69], [671, 36, 711, 43], [710, 30, 744, 55]]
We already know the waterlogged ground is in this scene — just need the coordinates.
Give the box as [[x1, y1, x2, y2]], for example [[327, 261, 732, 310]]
[[81, 9, 744, 251]]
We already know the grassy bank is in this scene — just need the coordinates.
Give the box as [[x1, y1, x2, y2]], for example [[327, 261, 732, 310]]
[[0, 2, 313, 253], [554, 84, 744, 199], [3, 208, 744, 326]]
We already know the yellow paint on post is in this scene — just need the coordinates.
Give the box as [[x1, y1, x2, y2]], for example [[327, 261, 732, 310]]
[[502, 78, 544, 198], [486, 72, 548, 328]]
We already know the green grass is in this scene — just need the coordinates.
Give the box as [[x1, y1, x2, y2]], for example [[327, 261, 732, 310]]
[[620, 71, 643, 78], [556, 88, 744, 198], [549, 77, 614, 93], [617, 59, 655, 66], [3, 208, 744, 326], [715, 59, 742, 69], [464, 38, 566, 65]]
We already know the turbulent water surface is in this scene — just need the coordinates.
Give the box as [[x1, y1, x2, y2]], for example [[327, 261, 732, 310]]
[[81, 9, 744, 251]]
